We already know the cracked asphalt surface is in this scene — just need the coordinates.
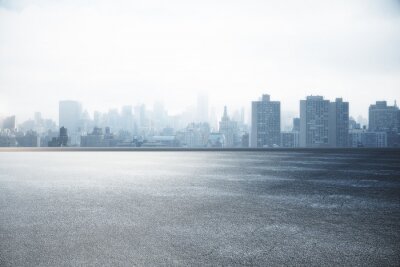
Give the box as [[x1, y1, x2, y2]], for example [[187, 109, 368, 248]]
[[0, 151, 399, 266]]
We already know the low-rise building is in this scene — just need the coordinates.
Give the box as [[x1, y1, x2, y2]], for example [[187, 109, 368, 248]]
[[281, 131, 299, 148], [349, 129, 387, 148]]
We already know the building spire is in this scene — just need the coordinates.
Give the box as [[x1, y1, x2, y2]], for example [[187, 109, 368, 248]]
[[222, 106, 229, 121]]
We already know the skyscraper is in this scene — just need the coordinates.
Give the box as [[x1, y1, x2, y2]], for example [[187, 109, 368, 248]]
[[329, 98, 349, 147], [300, 96, 330, 148], [250, 94, 280, 148], [300, 96, 350, 148], [59, 100, 82, 145], [369, 101, 400, 147], [219, 106, 238, 147], [369, 101, 399, 132]]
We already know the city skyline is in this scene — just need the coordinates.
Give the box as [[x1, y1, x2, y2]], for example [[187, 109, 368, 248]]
[[1, 1, 400, 266], [1, 94, 390, 129], [1, 90, 399, 124], [1, 0, 400, 121], [2, 93, 399, 148]]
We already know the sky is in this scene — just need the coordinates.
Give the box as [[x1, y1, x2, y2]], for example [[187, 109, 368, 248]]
[[0, 0, 400, 124]]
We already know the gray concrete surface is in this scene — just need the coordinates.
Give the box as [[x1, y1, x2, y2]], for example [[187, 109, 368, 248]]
[[0, 151, 399, 266]]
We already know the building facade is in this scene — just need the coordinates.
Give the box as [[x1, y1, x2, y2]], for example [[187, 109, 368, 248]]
[[250, 94, 281, 148], [300, 96, 330, 148], [329, 98, 349, 147], [369, 101, 400, 147], [219, 106, 238, 147], [349, 129, 387, 148], [369, 101, 399, 132], [281, 131, 299, 148]]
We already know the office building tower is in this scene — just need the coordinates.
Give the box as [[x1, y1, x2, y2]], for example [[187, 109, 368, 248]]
[[219, 106, 238, 147], [250, 94, 281, 148], [369, 101, 400, 147], [369, 101, 399, 132], [329, 98, 349, 147], [300, 96, 330, 148]]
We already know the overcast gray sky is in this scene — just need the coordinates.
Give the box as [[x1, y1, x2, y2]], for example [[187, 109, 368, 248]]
[[1, 0, 399, 122]]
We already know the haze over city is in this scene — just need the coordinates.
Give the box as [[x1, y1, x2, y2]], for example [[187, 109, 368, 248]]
[[1, 0, 400, 122], [2, 1, 400, 266]]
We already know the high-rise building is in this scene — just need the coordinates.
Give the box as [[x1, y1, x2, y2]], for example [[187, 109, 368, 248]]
[[59, 100, 82, 145], [59, 127, 68, 146], [329, 98, 349, 147], [219, 106, 238, 147], [300, 96, 349, 148], [369, 101, 400, 147], [250, 94, 281, 148], [300, 96, 330, 148], [369, 101, 399, 132]]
